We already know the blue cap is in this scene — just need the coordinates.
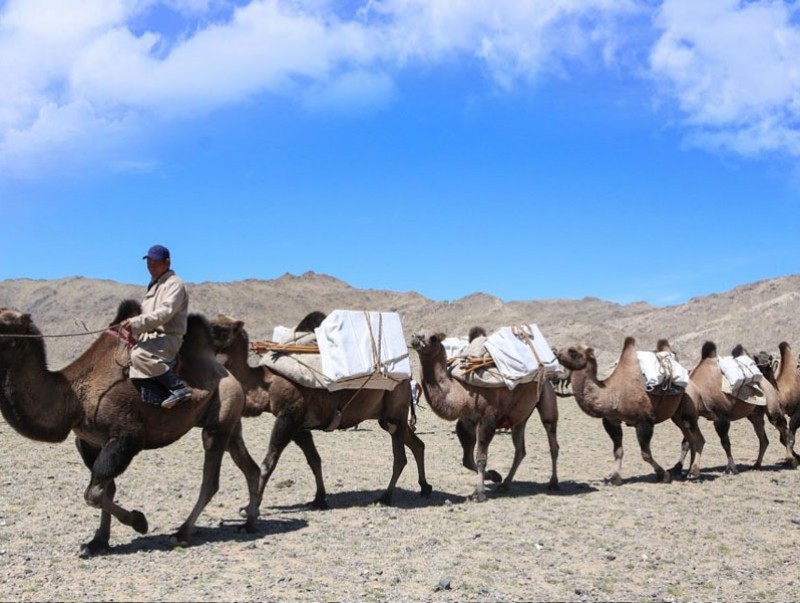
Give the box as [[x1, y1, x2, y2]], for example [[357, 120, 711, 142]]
[[143, 244, 170, 260]]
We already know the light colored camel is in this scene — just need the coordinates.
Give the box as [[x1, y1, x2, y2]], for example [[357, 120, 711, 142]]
[[751, 342, 800, 468], [0, 302, 261, 557], [409, 328, 560, 501], [556, 337, 702, 485], [209, 314, 432, 509], [680, 341, 778, 474]]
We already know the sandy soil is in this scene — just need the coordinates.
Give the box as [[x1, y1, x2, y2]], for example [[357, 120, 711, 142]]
[[1, 396, 799, 602]]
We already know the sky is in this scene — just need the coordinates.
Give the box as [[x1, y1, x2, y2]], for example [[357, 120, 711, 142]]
[[2, 0, 800, 307]]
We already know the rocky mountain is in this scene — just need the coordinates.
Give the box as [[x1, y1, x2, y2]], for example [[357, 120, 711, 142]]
[[2, 271, 800, 372]]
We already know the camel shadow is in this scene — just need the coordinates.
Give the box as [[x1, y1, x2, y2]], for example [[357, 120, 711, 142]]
[[697, 460, 789, 477], [107, 517, 307, 555], [491, 479, 599, 498], [268, 487, 448, 512]]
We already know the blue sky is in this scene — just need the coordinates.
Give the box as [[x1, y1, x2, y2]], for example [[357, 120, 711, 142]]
[[2, 0, 800, 307]]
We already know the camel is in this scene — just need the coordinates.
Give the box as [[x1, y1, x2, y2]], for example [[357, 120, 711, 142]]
[[0, 302, 261, 558], [409, 328, 560, 501], [751, 342, 800, 468], [675, 341, 780, 474], [556, 337, 702, 485], [209, 313, 432, 510]]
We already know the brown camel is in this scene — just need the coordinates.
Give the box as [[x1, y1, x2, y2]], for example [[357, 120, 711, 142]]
[[556, 337, 702, 485], [209, 313, 432, 509], [0, 302, 261, 558], [409, 328, 560, 501], [751, 342, 800, 468], [678, 341, 778, 474]]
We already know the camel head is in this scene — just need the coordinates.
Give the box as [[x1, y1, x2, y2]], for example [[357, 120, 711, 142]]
[[0, 308, 43, 368], [410, 329, 448, 356], [555, 345, 591, 371], [210, 314, 247, 354]]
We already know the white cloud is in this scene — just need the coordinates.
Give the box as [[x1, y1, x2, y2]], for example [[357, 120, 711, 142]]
[[6, 0, 800, 175], [650, 0, 800, 156]]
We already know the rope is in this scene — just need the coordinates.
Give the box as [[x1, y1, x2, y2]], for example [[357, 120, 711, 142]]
[[0, 323, 124, 339]]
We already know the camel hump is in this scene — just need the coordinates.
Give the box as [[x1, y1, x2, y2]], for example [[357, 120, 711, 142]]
[[295, 310, 326, 333], [779, 341, 791, 354], [110, 299, 141, 326], [468, 326, 487, 342], [731, 344, 747, 358], [656, 338, 671, 352], [623, 336, 636, 349], [701, 341, 717, 359]]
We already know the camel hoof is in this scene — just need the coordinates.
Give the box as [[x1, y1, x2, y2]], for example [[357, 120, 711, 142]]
[[604, 473, 623, 486], [485, 470, 502, 484], [669, 463, 684, 477], [239, 518, 259, 534], [659, 471, 672, 484], [169, 533, 189, 549], [78, 539, 110, 559], [131, 510, 148, 535], [374, 492, 393, 506], [687, 467, 701, 480], [787, 458, 799, 470], [309, 496, 330, 510], [420, 483, 433, 498], [547, 479, 560, 491], [468, 491, 488, 503]]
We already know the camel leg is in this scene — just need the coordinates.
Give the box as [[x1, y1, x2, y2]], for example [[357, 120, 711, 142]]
[[788, 411, 800, 466], [746, 409, 769, 470], [470, 418, 497, 502], [403, 428, 433, 498], [636, 420, 670, 483], [602, 418, 625, 485], [456, 419, 501, 483], [670, 414, 703, 480], [78, 438, 148, 557], [499, 419, 527, 493], [713, 417, 739, 474], [258, 413, 298, 502], [291, 430, 329, 509], [225, 421, 261, 532], [766, 411, 796, 469], [536, 397, 560, 490], [172, 426, 228, 547], [374, 418, 408, 506]]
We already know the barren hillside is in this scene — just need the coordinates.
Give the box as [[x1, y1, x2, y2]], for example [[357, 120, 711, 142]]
[[2, 272, 800, 372]]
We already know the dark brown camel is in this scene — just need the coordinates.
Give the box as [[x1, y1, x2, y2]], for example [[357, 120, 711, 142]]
[[556, 337, 702, 485], [209, 313, 432, 509], [409, 328, 560, 501], [751, 343, 800, 468], [679, 341, 774, 474], [0, 302, 261, 558]]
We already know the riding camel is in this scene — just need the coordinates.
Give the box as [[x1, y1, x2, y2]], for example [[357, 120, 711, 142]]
[[751, 342, 800, 468], [209, 313, 432, 510], [0, 302, 261, 558], [556, 337, 702, 485], [409, 328, 560, 502], [675, 341, 779, 474]]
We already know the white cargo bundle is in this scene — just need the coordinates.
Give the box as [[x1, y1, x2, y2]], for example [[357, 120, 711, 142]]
[[442, 337, 469, 359], [271, 325, 293, 344], [483, 324, 560, 390], [718, 355, 763, 391], [315, 310, 411, 391], [636, 351, 690, 391]]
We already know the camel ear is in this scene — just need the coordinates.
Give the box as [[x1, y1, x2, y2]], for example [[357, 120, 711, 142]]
[[20, 313, 32, 328]]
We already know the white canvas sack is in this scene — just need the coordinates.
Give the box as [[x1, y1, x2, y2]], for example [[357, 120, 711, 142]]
[[484, 324, 559, 390], [271, 325, 293, 344], [315, 310, 411, 391], [718, 355, 763, 391], [442, 337, 469, 359], [636, 351, 690, 390]]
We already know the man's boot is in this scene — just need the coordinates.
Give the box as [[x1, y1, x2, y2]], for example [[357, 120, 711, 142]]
[[155, 369, 192, 409]]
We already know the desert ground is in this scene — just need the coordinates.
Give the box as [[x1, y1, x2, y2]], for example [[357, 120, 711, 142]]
[[1, 391, 799, 603]]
